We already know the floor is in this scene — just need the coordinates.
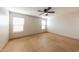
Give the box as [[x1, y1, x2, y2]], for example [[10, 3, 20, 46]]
[[2, 33, 79, 52]]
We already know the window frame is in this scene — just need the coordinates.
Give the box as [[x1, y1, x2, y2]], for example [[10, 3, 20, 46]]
[[12, 17, 24, 33], [41, 19, 46, 30]]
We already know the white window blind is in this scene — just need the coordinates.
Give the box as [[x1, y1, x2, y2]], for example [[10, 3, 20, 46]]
[[41, 20, 46, 29], [13, 17, 24, 32]]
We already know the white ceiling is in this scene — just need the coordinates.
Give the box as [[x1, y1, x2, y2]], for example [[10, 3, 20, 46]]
[[8, 7, 55, 18], [8, 7, 79, 18], [8, 7, 47, 17]]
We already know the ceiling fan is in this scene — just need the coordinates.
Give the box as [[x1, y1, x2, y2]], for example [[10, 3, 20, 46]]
[[38, 7, 55, 16]]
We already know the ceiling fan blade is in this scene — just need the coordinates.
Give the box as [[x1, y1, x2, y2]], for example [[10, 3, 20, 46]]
[[38, 10, 43, 12], [47, 7, 52, 10], [48, 11, 55, 13], [39, 12, 44, 15]]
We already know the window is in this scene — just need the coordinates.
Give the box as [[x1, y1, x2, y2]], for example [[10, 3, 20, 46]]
[[13, 17, 24, 32], [41, 20, 46, 29]]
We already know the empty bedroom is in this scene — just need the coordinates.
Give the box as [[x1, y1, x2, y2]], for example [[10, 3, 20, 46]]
[[0, 7, 79, 52]]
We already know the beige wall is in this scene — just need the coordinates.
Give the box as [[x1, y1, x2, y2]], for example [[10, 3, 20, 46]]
[[47, 7, 79, 39], [0, 7, 9, 50], [9, 12, 45, 39]]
